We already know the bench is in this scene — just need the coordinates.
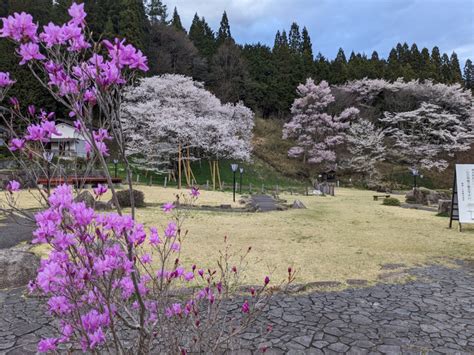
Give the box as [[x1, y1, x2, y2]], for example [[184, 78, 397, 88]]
[[373, 194, 390, 201]]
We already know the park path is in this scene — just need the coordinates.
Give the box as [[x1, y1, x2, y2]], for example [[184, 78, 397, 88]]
[[0, 216, 34, 249], [0, 263, 473, 354], [250, 194, 279, 212]]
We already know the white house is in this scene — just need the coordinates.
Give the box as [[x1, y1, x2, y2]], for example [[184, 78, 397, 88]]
[[49, 123, 87, 158]]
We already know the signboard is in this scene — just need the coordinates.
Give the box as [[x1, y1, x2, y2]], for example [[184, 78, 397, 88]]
[[455, 164, 474, 224]]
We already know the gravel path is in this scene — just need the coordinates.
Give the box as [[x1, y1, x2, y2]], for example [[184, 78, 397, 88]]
[[0, 263, 473, 354]]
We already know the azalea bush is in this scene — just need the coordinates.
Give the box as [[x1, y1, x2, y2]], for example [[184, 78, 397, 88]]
[[0, 4, 293, 353]]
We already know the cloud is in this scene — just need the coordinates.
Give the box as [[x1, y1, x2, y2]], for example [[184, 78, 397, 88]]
[[166, 0, 473, 63]]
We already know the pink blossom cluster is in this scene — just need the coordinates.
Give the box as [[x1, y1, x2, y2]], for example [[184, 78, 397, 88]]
[[28, 183, 270, 352], [5, 108, 61, 152], [0, 2, 148, 103], [0, 72, 15, 87]]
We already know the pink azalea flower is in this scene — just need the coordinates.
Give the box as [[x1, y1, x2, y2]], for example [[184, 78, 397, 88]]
[[0, 72, 15, 87], [73, 120, 82, 132], [162, 202, 174, 213], [8, 138, 25, 151], [141, 253, 152, 264], [0, 12, 38, 42], [37, 338, 58, 353], [164, 222, 177, 237], [171, 242, 180, 252], [190, 187, 200, 197], [184, 272, 194, 281], [84, 89, 97, 104], [40, 22, 65, 47], [149, 227, 160, 245], [6, 180, 20, 192], [48, 295, 71, 315], [18, 42, 45, 65], [241, 300, 250, 313], [28, 105, 36, 116], [68, 2, 87, 27], [89, 328, 105, 349], [93, 184, 108, 197]]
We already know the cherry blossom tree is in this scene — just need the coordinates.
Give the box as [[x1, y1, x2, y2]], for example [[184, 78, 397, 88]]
[[0, 4, 284, 354], [282, 78, 359, 169], [339, 78, 474, 173], [342, 119, 386, 181], [380, 102, 473, 171], [121, 74, 254, 188]]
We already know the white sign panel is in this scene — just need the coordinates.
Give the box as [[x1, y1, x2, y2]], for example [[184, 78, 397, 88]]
[[456, 164, 474, 224]]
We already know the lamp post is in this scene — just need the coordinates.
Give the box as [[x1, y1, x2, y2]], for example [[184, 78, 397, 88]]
[[239, 167, 244, 194], [410, 167, 419, 190], [231, 163, 239, 202], [113, 159, 119, 178]]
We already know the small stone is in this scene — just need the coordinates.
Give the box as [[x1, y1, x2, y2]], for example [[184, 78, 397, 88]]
[[377, 345, 401, 354], [312, 341, 328, 349], [328, 342, 349, 352], [293, 335, 313, 347], [282, 314, 304, 323], [420, 324, 439, 333]]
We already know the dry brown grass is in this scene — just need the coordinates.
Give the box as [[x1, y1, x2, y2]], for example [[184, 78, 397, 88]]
[[8, 186, 474, 286]]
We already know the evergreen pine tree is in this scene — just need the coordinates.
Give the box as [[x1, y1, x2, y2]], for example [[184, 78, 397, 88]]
[[369, 50, 384, 78], [463, 59, 473, 89], [189, 14, 216, 58], [410, 43, 422, 77], [441, 53, 452, 83], [147, 0, 168, 24], [420, 47, 432, 80], [331, 48, 348, 83], [273, 30, 282, 50], [288, 22, 301, 53], [449, 52, 463, 83], [216, 11, 233, 46], [171, 7, 185, 32], [118, 0, 149, 50], [387, 48, 401, 80], [301, 26, 314, 76], [431, 46, 442, 82], [242, 43, 276, 117]]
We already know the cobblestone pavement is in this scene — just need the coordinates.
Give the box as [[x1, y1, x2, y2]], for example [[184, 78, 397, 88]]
[[0, 263, 473, 354]]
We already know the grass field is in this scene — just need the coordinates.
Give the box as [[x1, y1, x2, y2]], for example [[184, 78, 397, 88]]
[[10, 185, 473, 287]]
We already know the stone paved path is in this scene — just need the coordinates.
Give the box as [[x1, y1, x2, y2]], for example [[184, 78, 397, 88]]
[[0, 216, 34, 249], [1, 263, 473, 354], [250, 195, 279, 212]]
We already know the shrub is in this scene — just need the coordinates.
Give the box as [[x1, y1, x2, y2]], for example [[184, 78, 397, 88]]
[[383, 197, 401, 206], [115, 189, 145, 208]]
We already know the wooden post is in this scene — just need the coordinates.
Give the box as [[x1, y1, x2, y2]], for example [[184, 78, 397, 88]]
[[261, 184, 264, 193], [178, 143, 182, 189], [149, 176, 152, 186], [206, 180, 209, 190], [164, 176, 168, 188], [216, 161, 222, 190], [136, 174, 140, 183], [249, 183, 252, 193], [186, 146, 191, 186]]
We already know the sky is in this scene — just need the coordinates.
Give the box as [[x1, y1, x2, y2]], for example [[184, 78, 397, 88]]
[[164, 0, 474, 65]]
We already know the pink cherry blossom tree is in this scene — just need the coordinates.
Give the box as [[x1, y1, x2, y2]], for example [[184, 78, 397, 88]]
[[122, 74, 254, 188], [0, 4, 285, 354], [282, 78, 359, 170], [380, 102, 473, 171], [342, 119, 386, 181]]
